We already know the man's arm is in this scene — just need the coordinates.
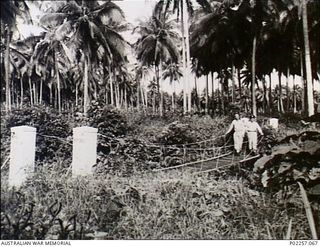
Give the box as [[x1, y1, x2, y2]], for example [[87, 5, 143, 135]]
[[225, 121, 235, 135], [256, 122, 263, 135]]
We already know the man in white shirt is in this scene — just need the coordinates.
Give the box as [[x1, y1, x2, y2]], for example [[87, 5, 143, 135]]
[[246, 115, 264, 154], [225, 113, 246, 155]]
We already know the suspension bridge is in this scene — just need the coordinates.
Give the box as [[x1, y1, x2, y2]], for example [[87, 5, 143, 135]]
[[149, 135, 263, 174]]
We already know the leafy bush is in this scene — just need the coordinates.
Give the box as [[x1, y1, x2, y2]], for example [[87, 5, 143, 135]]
[[254, 131, 320, 189]]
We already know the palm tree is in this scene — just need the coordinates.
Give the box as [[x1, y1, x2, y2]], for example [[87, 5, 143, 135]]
[[1, 0, 32, 112], [301, 0, 314, 116], [134, 5, 180, 116], [162, 62, 182, 112], [155, 0, 211, 114], [40, 0, 128, 116]]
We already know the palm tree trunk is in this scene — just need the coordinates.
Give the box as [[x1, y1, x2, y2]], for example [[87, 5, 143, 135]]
[[110, 67, 114, 106], [120, 86, 123, 108], [140, 83, 146, 110], [183, 4, 191, 113], [237, 69, 242, 98], [278, 71, 284, 113], [293, 75, 297, 113], [181, 1, 187, 115], [33, 82, 38, 105], [145, 87, 148, 111], [262, 77, 267, 114], [137, 81, 140, 110], [28, 77, 33, 106], [211, 71, 215, 114], [49, 83, 53, 106], [76, 83, 79, 106], [55, 50, 61, 114], [194, 75, 199, 110], [105, 83, 108, 104], [205, 75, 209, 114], [302, 0, 314, 116], [39, 78, 43, 105], [83, 57, 89, 116], [232, 65, 236, 103], [300, 52, 305, 113], [20, 75, 24, 107], [5, 30, 12, 113], [124, 87, 128, 110], [269, 73, 272, 115], [252, 36, 257, 116], [221, 79, 225, 115], [286, 68, 290, 112]]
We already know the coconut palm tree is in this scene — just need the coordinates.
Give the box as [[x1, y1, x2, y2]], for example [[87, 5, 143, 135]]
[[154, 0, 211, 114], [1, 0, 32, 112], [134, 6, 180, 116], [39, 0, 129, 116], [162, 62, 182, 112]]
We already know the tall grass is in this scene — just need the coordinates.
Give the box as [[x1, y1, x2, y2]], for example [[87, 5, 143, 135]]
[[1, 167, 313, 240]]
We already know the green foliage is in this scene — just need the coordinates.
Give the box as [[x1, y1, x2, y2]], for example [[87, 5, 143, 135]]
[[254, 131, 320, 189], [1, 169, 315, 239]]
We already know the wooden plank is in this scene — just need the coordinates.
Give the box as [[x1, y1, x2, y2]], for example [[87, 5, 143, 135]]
[[239, 155, 260, 163]]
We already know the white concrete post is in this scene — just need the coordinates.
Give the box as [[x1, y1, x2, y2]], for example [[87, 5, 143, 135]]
[[269, 118, 279, 130], [9, 126, 36, 187], [72, 126, 98, 176]]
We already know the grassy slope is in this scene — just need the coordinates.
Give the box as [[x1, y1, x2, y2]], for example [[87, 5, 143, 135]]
[[1, 106, 319, 239]]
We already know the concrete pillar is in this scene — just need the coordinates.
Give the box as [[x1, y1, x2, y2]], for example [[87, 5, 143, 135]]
[[9, 126, 36, 187], [269, 118, 279, 130], [72, 126, 98, 176]]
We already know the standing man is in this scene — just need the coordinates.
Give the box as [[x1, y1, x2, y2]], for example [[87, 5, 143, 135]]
[[225, 113, 246, 155], [246, 115, 264, 154]]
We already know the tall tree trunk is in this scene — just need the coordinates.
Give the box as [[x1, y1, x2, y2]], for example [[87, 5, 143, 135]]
[[28, 77, 33, 106], [262, 77, 267, 114], [181, 0, 187, 114], [55, 50, 61, 114], [205, 74, 209, 114], [237, 69, 242, 98], [302, 0, 314, 116], [286, 68, 290, 112], [269, 73, 272, 115], [252, 36, 257, 116], [137, 80, 140, 110], [5, 30, 11, 113], [300, 52, 305, 113], [293, 75, 297, 113], [124, 87, 128, 110], [76, 83, 79, 106], [231, 65, 236, 103], [221, 78, 225, 115], [159, 66, 163, 117], [183, 2, 191, 113], [20, 75, 24, 107], [49, 83, 53, 106], [83, 57, 89, 116], [39, 78, 43, 105], [194, 75, 199, 111], [145, 87, 148, 110], [278, 71, 284, 113], [211, 71, 215, 115], [109, 66, 114, 106]]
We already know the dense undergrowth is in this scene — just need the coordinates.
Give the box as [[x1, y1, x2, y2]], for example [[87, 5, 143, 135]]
[[1, 104, 319, 239]]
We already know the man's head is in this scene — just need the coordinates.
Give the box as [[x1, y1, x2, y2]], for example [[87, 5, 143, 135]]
[[250, 115, 256, 122], [235, 113, 240, 120]]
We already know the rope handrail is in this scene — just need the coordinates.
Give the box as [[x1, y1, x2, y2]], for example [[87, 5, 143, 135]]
[[153, 151, 233, 172]]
